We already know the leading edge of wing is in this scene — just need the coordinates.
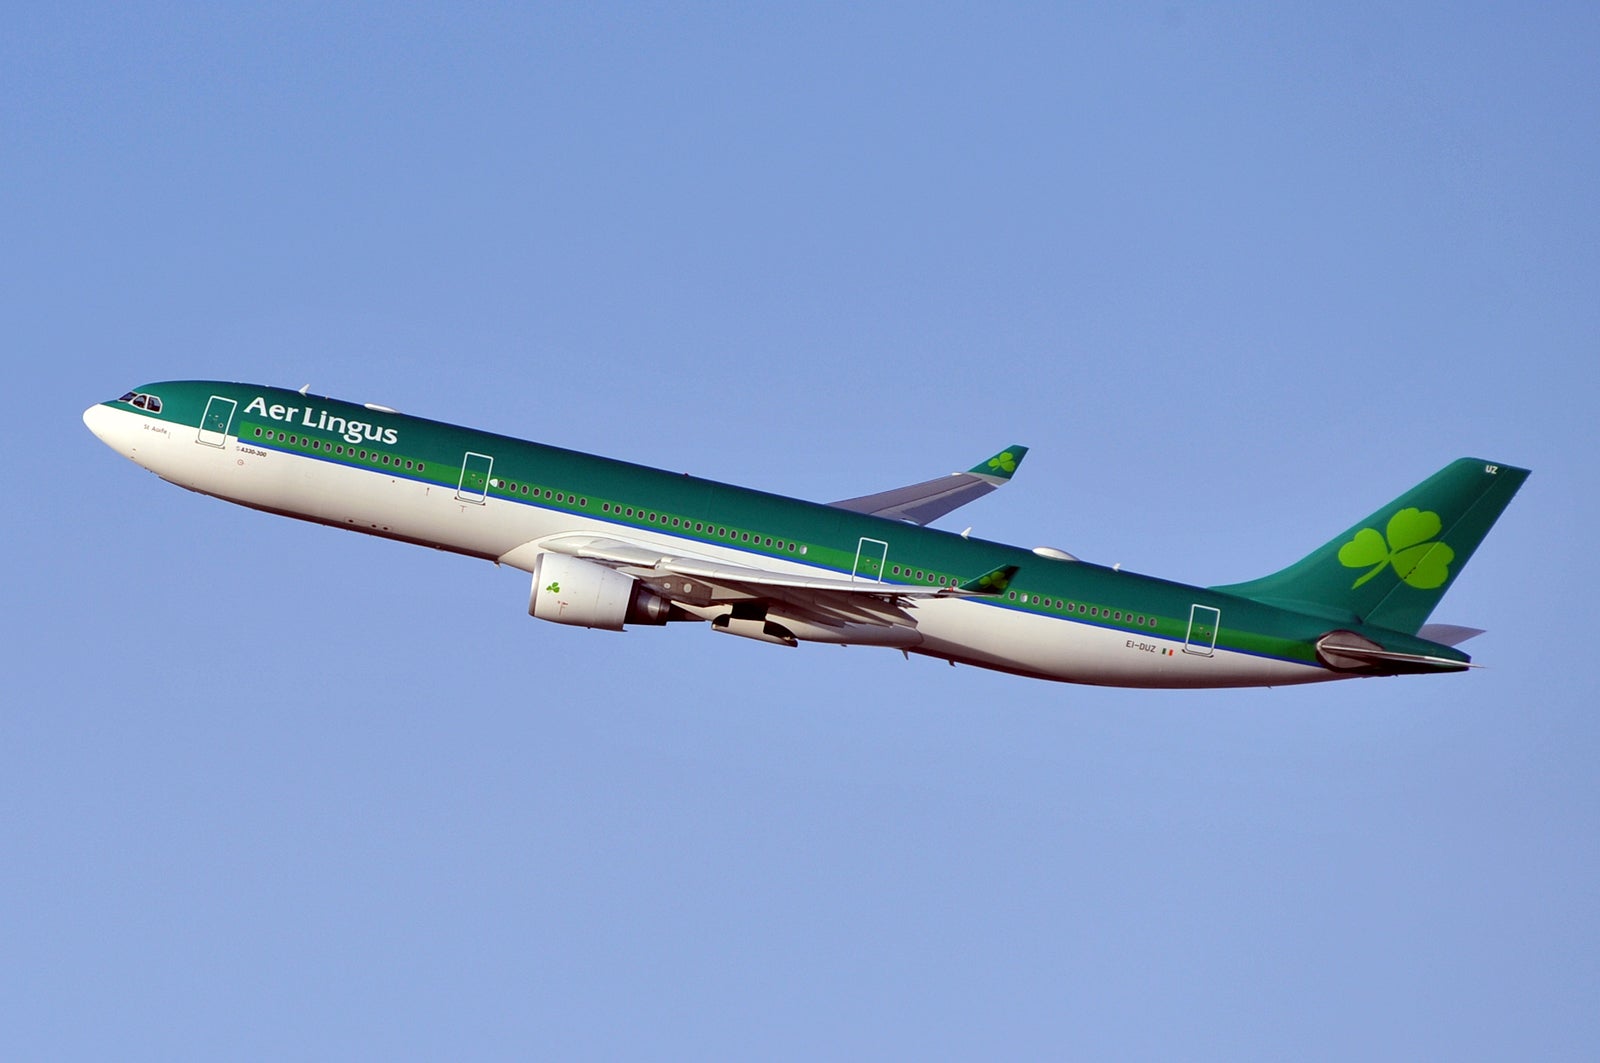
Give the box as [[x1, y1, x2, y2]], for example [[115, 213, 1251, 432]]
[[829, 444, 1029, 526], [500, 534, 1010, 601]]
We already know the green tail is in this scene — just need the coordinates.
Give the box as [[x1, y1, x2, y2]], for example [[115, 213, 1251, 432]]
[[1212, 458, 1530, 634]]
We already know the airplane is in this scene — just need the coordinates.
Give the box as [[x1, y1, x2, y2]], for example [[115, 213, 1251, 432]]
[[83, 381, 1528, 689]]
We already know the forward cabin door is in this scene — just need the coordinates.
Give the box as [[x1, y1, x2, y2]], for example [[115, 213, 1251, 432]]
[[456, 451, 494, 504], [197, 396, 237, 448]]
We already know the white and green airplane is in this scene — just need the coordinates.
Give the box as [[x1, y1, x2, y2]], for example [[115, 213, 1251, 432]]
[[85, 381, 1528, 688]]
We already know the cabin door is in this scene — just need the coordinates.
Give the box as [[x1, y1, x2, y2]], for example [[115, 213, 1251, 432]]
[[456, 451, 494, 504], [197, 395, 237, 448], [852, 537, 889, 582], [1184, 604, 1221, 657]]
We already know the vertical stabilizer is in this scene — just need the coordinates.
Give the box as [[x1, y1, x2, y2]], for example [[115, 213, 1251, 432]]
[[1212, 458, 1529, 634]]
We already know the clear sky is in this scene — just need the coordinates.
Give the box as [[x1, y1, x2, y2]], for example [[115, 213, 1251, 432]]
[[6, 3, 1597, 1058]]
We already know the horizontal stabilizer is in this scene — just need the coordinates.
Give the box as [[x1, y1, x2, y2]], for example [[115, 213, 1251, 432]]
[[1316, 631, 1474, 675], [1416, 623, 1486, 647]]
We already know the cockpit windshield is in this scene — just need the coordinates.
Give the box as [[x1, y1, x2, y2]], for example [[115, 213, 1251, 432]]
[[119, 391, 163, 413]]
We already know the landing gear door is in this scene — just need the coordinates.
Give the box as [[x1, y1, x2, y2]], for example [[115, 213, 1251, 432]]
[[197, 396, 237, 448]]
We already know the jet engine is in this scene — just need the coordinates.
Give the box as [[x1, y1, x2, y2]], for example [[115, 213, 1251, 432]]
[[528, 553, 670, 630]]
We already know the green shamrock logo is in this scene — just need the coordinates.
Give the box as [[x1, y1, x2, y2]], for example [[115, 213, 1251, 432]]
[[988, 452, 1018, 474], [974, 566, 1014, 591], [1337, 508, 1454, 590], [545, 581, 561, 594]]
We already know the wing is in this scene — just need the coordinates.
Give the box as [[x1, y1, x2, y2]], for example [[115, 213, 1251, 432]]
[[499, 534, 1015, 636], [829, 445, 1028, 526]]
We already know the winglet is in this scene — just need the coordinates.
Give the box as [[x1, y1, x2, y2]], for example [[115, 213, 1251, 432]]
[[953, 564, 1019, 596], [968, 445, 1029, 483]]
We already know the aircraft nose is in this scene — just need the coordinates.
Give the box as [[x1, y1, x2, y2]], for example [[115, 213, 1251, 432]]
[[83, 402, 112, 443], [84, 401, 134, 458]]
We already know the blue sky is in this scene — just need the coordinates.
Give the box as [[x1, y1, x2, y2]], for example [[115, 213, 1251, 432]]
[[6, 3, 1597, 1058]]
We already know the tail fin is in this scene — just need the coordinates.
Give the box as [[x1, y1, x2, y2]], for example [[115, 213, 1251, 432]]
[[1212, 458, 1529, 635]]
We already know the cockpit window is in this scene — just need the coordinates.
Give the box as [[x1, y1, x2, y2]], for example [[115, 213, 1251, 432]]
[[122, 391, 162, 413]]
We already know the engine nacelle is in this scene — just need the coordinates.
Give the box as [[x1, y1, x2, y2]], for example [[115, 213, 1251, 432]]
[[529, 553, 670, 630]]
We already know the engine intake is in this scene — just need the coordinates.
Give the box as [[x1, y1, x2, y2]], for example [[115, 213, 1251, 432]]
[[529, 553, 670, 630]]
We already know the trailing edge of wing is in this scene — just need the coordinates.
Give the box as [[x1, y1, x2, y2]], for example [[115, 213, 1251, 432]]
[[654, 556, 951, 598], [829, 445, 1029, 525]]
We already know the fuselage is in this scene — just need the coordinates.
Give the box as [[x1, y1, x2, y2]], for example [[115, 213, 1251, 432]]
[[84, 381, 1468, 688]]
